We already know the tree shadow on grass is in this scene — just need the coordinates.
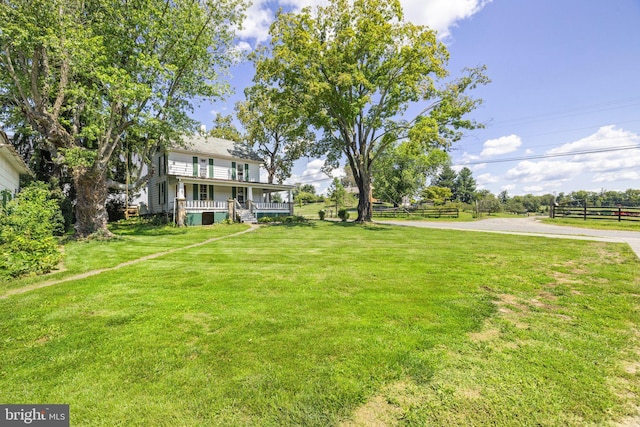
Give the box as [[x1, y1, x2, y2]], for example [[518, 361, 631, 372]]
[[267, 220, 317, 228], [327, 221, 392, 231], [109, 221, 189, 237]]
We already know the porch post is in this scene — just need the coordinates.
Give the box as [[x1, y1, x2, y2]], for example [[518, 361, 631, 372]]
[[176, 180, 186, 227], [247, 187, 254, 213], [289, 189, 294, 215], [228, 198, 235, 223]]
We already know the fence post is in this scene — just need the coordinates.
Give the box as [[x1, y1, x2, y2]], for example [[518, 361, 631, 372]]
[[618, 206, 622, 222], [583, 201, 587, 221]]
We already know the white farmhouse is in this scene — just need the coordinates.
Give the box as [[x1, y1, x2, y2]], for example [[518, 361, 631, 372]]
[[147, 135, 294, 225], [0, 131, 31, 203]]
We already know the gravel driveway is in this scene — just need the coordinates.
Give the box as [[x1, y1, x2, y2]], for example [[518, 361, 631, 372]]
[[376, 216, 640, 259]]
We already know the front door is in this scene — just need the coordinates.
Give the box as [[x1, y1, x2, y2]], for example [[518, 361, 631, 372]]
[[236, 187, 245, 204]]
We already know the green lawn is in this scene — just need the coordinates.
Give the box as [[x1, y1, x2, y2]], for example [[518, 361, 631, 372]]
[[0, 220, 250, 294], [541, 216, 640, 231], [1, 221, 639, 426]]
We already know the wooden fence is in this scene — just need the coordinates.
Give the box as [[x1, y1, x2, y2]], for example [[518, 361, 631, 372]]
[[551, 204, 640, 222], [373, 207, 459, 219]]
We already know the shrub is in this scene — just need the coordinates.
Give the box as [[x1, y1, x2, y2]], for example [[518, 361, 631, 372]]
[[338, 208, 350, 222], [318, 209, 326, 220], [0, 182, 62, 278]]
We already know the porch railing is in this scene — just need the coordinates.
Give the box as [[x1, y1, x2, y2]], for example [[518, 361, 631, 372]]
[[185, 200, 228, 210], [253, 202, 291, 211]]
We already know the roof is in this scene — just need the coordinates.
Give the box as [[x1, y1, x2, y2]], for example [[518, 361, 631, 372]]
[[0, 131, 32, 176], [170, 134, 263, 163]]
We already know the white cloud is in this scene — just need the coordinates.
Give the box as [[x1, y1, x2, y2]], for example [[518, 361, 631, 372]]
[[504, 126, 640, 191], [462, 152, 481, 163], [476, 173, 498, 185], [480, 134, 522, 157], [238, 0, 491, 45], [593, 170, 640, 183], [284, 158, 343, 194], [401, 0, 492, 39], [522, 185, 544, 193], [233, 41, 253, 53], [506, 160, 583, 183], [236, 0, 276, 44]]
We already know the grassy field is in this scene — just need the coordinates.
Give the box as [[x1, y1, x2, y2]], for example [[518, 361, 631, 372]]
[[541, 216, 640, 231], [0, 221, 250, 294], [1, 220, 639, 426]]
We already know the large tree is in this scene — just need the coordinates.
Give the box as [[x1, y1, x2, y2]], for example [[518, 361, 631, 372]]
[[432, 164, 458, 191], [256, 0, 488, 222], [453, 166, 477, 204], [0, 0, 244, 237], [236, 80, 311, 185], [372, 142, 447, 206], [209, 113, 243, 142]]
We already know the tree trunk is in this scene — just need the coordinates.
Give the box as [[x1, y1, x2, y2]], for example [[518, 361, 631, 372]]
[[73, 166, 112, 238], [356, 168, 373, 222]]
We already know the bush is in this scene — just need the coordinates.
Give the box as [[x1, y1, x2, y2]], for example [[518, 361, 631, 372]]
[[318, 209, 326, 220], [338, 208, 350, 222], [0, 182, 62, 278]]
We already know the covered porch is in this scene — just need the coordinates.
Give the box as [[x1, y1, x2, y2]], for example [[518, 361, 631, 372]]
[[171, 178, 294, 225]]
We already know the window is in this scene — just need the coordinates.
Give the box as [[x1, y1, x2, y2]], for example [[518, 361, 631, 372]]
[[200, 184, 208, 201], [237, 163, 244, 181], [158, 181, 166, 205]]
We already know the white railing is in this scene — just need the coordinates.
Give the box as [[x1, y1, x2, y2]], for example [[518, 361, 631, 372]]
[[185, 200, 228, 210], [254, 203, 290, 211]]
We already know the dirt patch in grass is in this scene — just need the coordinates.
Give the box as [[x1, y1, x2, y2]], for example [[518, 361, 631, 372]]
[[340, 395, 402, 427], [615, 409, 640, 427], [469, 327, 501, 342], [623, 362, 640, 375], [340, 381, 426, 427]]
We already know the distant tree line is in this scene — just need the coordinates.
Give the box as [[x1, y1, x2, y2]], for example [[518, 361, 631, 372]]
[[370, 162, 640, 213]]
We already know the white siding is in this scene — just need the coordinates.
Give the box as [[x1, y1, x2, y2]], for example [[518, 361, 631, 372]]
[[148, 152, 170, 213], [0, 152, 21, 194], [214, 159, 233, 180], [215, 186, 233, 202], [249, 163, 260, 183], [168, 152, 195, 177]]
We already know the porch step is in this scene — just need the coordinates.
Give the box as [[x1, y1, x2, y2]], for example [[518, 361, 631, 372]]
[[239, 211, 258, 224]]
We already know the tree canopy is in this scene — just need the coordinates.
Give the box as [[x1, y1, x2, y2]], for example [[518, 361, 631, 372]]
[[208, 114, 243, 142], [237, 69, 312, 185], [0, 0, 245, 236], [256, 0, 488, 221], [372, 142, 448, 206]]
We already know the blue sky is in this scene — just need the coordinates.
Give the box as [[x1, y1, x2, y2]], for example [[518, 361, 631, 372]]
[[193, 0, 640, 197]]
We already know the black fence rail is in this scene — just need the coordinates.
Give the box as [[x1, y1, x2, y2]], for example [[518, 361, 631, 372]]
[[373, 207, 459, 219], [551, 205, 640, 222]]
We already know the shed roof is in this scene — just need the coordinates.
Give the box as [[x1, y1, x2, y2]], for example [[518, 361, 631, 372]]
[[0, 131, 32, 176]]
